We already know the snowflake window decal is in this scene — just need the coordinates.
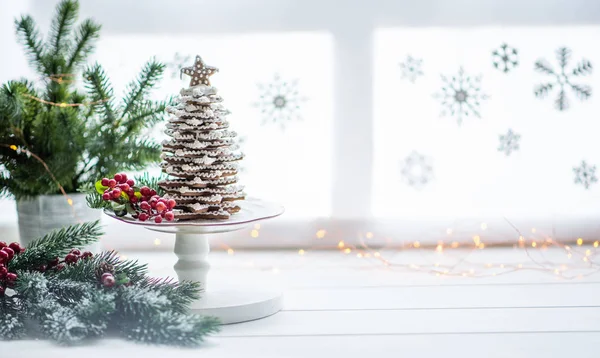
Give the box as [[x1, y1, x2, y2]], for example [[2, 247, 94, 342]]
[[573, 161, 598, 190], [498, 129, 521, 156], [399, 55, 424, 83], [166, 52, 191, 79], [253, 73, 307, 130], [400, 151, 434, 189], [492, 43, 519, 73], [433, 67, 489, 125], [534, 47, 592, 111]]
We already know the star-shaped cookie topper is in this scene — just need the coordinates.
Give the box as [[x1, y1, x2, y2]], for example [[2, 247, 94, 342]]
[[180, 55, 218, 87]]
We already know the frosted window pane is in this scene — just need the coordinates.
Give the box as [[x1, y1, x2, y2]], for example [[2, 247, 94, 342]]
[[373, 27, 600, 219], [94, 33, 334, 218]]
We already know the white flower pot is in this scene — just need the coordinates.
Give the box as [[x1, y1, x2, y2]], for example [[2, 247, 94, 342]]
[[16, 193, 102, 252]]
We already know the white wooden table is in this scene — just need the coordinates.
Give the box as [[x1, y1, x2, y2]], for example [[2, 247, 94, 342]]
[[3, 248, 600, 358]]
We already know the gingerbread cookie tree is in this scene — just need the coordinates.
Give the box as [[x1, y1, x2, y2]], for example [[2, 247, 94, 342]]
[[159, 56, 245, 220]]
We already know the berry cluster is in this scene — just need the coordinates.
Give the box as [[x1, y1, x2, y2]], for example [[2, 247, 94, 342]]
[[97, 173, 176, 223], [0, 242, 25, 296], [40, 249, 93, 273]]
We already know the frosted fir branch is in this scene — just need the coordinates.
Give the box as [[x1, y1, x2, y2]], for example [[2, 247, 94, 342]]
[[555, 90, 569, 111], [556, 47, 571, 69], [9, 221, 102, 272], [570, 84, 592, 100]]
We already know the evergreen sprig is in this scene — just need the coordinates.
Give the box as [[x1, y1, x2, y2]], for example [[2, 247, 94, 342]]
[[1, 0, 168, 200], [0, 223, 220, 345]]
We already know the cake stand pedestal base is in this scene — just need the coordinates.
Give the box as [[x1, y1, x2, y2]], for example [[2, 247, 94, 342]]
[[105, 198, 285, 325], [174, 231, 282, 324]]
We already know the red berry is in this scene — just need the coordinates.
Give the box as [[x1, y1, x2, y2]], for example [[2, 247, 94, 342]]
[[101, 273, 115, 287], [151, 195, 160, 200], [65, 253, 78, 264], [6, 272, 17, 282], [138, 213, 149, 222], [140, 186, 151, 196], [126, 179, 135, 187], [101, 178, 110, 186], [114, 173, 123, 183], [154, 216, 163, 224], [130, 196, 138, 204], [8, 242, 22, 254], [0, 242, 6, 249], [108, 179, 117, 188], [37, 264, 47, 272], [48, 257, 60, 267], [120, 183, 130, 192], [150, 200, 157, 209], [150, 189, 157, 196], [167, 199, 177, 209], [127, 189, 135, 197], [55, 263, 65, 271], [0, 266, 7, 279], [102, 193, 111, 200], [119, 173, 128, 183], [165, 211, 175, 221], [2, 247, 14, 261], [70, 249, 81, 256], [140, 201, 151, 211], [81, 251, 93, 259], [156, 202, 167, 213], [112, 188, 122, 199], [0, 251, 8, 263]]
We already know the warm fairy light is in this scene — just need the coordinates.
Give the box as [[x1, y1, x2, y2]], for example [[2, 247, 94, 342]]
[[67, 198, 73, 206], [343, 248, 351, 254], [451, 241, 459, 248], [338, 240, 345, 248], [554, 269, 560, 275], [565, 245, 571, 251], [357, 253, 363, 258], [153, 239, 161, 246], [469, 269, 475, 274], [595, 241, 599, 248], [9, 145, 17, 150], [59, 103, 67, 108], [446, 228, 453, 235], [583, 257, 589, 262], [413, 241, 421, 248], [479, 243, 485, 249], [316, 229, 326, 239], [586, 249, 591, 256], [298, 249, 305, 255], [480, 223, 488, 230], [462, 273, 468, 277], [531, 228, 536, 233], [227, 248, 234, 255], [567, 253, 573, 259], [500, 264, 505, 268], [436, 273, 441, 276], [374, 252, 380, 257], [485, 263, 492, 268], [254, 223, 261, 230], [560, 264, 568, 271], [435, 244, 443, 253], [517, 264, 523, 268], [366, 232, 374, 239], [577, 238, 583, 246], [518, 236, 525, 242], [473, 235, 481, 245], [434, 262, 440, 267], [250, 229, 259, 238], [532, 242, 537, 248], [409, 264, 420, 269]]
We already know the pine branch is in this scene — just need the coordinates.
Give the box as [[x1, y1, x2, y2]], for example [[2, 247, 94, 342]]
[[134, 172, 167, 196], [122, 99, 169, 137], [0, 297, 27, 340], [137, 278, 201, 314], [49, 0, 79, 57], [121, 60, 165, 117], [53, 251, 149, 285], [120, 312, 220, 347], [14, 15, 47, 74], [66, 19, 101, 71], [9, 221, 102, 272], [84, 63, 116, 124]]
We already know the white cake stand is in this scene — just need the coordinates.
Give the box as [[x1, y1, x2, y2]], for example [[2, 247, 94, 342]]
[[104, 198, 284, 324]]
